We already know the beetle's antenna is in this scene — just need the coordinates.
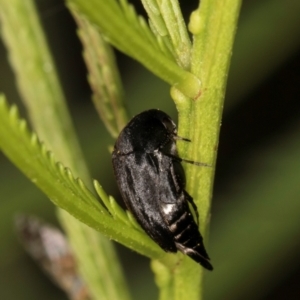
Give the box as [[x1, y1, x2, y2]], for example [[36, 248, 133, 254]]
[[173, 135, 191, 142], [180, 158, 211, 167], [162, 152, 211, 167]]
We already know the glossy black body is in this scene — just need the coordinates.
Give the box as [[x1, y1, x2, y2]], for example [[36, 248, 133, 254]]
[[112, 109, 213, 270]]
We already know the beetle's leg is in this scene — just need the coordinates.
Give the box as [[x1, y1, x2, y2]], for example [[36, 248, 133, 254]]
[[183, 191, 199, 225]]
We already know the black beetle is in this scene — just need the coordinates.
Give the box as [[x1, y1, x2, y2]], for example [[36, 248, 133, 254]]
[[112, 109, 213, 270]]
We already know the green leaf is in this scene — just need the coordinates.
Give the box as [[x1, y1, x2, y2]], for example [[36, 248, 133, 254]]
[[0, 96, 162, 261], [141, 0, 192, 69], [67, 0, 201, 99]]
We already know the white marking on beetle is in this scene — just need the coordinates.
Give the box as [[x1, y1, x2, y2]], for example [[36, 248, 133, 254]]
[[162, 204, 175, 215]]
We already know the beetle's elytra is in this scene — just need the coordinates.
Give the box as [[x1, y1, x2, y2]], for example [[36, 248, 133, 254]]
[[112, 109, 213, 270]]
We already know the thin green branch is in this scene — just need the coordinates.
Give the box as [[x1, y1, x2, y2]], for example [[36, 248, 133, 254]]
[[69, 4, 129, 137]]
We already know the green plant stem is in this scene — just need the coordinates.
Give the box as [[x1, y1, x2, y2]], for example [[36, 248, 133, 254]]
[[187, 0, 241, 229], [165, 1, 242, 299], [0, 1, 130, 299]]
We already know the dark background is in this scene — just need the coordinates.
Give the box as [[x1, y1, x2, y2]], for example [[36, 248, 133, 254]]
[[0, 0, 300, 299]]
